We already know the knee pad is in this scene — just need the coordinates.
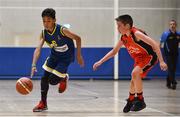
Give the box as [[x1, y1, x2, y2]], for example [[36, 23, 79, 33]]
[[49, 74, 60, 85]]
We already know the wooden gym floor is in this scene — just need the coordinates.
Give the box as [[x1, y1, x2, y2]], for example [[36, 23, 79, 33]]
[[0, 78, 179, 117]]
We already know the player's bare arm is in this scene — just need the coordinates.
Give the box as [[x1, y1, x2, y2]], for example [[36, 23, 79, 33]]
[[31, 33, 45, 78], [63, 28, 84, 67], [93, 39, 123, 71], [135, 31, 167, 71]]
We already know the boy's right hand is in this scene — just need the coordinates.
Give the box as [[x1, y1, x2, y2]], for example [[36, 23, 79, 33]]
[[159, 61, 168, 71], [93, 61, 102, 71], [31, 67, 37, 78]]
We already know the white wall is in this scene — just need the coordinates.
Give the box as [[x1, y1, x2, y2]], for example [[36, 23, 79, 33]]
[[177, 0, 180, 31], [119, 0, 178, 40], [0, 0, 179, 47]]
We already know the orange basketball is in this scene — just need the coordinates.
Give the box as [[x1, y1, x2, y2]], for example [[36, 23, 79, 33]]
[[16, 77, 33, 95]]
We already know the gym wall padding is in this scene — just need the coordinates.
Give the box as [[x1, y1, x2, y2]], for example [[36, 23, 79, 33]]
[[0, 47, 179, 79]]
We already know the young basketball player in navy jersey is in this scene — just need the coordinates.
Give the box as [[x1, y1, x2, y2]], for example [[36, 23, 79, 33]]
[[93, 15, 167, 113], [31, 8, 84, 112]]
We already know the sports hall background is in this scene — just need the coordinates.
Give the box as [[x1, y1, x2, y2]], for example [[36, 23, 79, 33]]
[[0, 0, 180, 79]]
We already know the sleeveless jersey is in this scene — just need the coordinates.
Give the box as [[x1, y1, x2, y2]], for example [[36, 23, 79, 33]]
[[121, 27, 157, 59], [43, 24, 75, 62]]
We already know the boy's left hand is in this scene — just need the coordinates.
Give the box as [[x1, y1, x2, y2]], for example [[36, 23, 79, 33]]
[[77, 55, 84, 67], [160, 61, 168, 71]]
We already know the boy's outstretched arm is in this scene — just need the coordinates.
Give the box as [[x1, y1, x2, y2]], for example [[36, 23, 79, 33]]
[[93, 39, 123, 71], [63, 28, 84, 67], [135, 31, 167, 71], [31, 33, 45, 78]]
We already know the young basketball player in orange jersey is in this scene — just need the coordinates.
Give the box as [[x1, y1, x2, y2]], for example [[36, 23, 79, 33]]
[[93, 14, 167, 113]]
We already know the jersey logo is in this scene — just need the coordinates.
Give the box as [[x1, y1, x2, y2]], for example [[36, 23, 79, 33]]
[[50, 40, 58, 48], [54, 44, 69, 52], [127, 46, 141, 54]]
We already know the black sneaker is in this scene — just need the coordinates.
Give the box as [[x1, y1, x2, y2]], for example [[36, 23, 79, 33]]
[[123, 99, 134, 113], [166, 84, 171, 89], [172, 83, 177, 90], [131, 98, 146, 112]]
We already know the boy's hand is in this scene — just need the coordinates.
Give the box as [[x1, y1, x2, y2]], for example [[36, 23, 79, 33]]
[[31, 66, 37, 78], [93, 61, 102, 71], [160, 61, 168, 71], [77, 55, 84, 67]]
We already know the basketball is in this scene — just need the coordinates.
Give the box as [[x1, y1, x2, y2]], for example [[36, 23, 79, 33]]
[[16, 77, 33, 95]]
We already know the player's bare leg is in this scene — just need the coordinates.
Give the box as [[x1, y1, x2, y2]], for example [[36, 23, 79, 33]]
[[131, 66, 146, 111]]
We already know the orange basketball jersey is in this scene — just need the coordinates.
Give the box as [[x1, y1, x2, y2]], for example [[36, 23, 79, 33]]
[[121, 27, 155, 59], [121, 27, 158, 78]]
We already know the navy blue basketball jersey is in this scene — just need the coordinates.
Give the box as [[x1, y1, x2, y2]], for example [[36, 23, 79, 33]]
[[42, 24, 75, 62]]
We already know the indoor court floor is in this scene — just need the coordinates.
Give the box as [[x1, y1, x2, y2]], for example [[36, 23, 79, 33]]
[[0, 78, 179, 117]]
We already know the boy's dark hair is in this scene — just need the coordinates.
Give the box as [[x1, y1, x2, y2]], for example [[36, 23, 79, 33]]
[[115, 14, 133, 28], [42, 8, 56, 19], [170, 19, 176, 24]]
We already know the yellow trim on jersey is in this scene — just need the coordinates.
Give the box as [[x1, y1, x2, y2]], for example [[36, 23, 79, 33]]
[[60, 26, 65, 36], [43, 64, 53, 73], [45, 41, 53, 48], [52, 70, 67, 78], [47, 24, 57, 35], [42, 59, 53, 72], [42, 57, 67, 78], [43, 65, 67, 78]]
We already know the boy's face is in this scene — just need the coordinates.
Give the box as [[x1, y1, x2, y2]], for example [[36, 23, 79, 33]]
[[169, 21, 176, 31], [42, 16, 56, 31], [116, 21, 129, 35]]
